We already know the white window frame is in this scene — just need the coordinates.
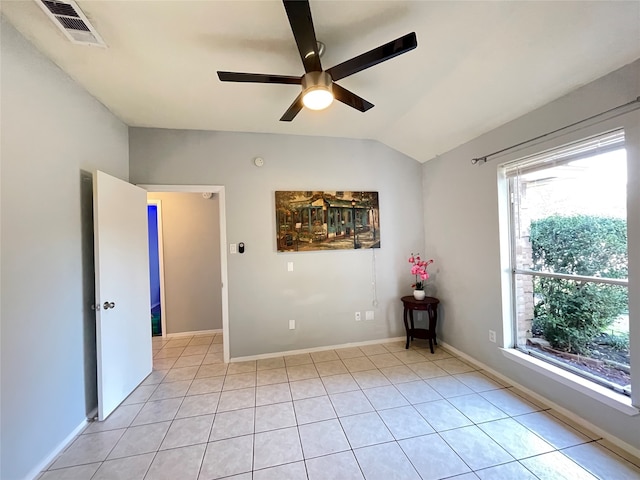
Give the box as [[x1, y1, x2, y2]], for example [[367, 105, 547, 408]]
[[496, 120, 639, 415]]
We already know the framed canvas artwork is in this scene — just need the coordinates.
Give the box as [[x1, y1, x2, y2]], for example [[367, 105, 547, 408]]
[[275, 191, 380, 252]]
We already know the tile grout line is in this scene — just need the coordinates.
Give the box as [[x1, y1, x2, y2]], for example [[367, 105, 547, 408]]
[[44, 337, 639, 479], [251, 373, 257, 477]]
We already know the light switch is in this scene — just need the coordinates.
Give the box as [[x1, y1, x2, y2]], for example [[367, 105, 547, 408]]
[[287, 262, 294, 272], [230, 243, 237, 254]]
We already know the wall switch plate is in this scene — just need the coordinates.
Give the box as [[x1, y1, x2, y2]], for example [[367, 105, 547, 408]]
[[229, 243, 237, 254], [289, 319, 295, 330], [287, 262, 294, 272], [365, 311, 374, 321], [355, 312, 361, 322], [489, 330, 496, 343]]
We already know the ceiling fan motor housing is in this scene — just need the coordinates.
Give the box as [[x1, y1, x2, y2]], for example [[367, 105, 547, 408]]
[[302, 71, 332, 93]]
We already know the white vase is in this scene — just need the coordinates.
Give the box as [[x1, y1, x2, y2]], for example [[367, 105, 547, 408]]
[[413, 290, 426, 300]]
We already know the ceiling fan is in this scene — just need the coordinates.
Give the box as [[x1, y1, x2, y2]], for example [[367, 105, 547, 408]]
[[217, 0, 417, 121]]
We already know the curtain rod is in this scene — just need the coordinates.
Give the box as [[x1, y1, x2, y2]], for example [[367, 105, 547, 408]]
[[471, 96, 640, 165]]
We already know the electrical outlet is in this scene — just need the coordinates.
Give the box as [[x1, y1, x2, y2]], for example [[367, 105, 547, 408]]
[[289, 319, 295, 330], [489, 330, 496, 343], [355, 312, 361, 322], [365, 311, 374, 321], [287, 262, 294, 272]]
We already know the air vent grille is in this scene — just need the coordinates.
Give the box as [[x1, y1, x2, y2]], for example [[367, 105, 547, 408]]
[[58, 16, 90, 32], [35, 0, 106, 47], [42, 0, 77, 17]]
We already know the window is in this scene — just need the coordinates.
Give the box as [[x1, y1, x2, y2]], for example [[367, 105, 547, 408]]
[[505, 130, 630, 395]]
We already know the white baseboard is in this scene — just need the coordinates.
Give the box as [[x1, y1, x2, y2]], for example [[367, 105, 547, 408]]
[[439, 341, 640, 461], [165, 329, 222, 339], [230, 336, 406, 363], [25, 417, 88, 480]]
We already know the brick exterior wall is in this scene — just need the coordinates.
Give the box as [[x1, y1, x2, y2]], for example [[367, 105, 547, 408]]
[[513, 181, 534, 347]]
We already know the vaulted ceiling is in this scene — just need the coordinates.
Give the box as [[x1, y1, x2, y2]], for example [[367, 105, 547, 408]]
[[2, 1, 639, 163]]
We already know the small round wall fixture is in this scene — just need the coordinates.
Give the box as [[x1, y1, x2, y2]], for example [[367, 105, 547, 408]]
[[202, 192, 213, 199], [254, 157, 264, 167]]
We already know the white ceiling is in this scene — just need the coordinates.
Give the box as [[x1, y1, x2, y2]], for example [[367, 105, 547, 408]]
[[2, 1, 639, 163]]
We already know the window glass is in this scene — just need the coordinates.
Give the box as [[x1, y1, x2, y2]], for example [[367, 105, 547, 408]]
[[507, 131, 630, 394]]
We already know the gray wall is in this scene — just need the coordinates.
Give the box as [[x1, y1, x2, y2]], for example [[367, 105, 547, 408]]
[[421, 59, 640, 451], [147, 192, 222, 334], [129, 131, 425, 358], [0, 17, 129, 480]]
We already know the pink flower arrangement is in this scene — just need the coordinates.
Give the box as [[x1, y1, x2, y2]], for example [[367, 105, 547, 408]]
[[408, 253, 434, 290]]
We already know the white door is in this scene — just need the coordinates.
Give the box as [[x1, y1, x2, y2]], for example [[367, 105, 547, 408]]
[[94, 170, 152, 420]]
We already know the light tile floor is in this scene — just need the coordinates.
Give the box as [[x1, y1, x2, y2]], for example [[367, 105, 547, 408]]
[[39, 334, 640, 480]]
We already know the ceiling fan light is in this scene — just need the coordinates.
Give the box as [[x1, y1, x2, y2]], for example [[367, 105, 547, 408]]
[[301, 71, 334, 111], [302, 87, 334, 110]]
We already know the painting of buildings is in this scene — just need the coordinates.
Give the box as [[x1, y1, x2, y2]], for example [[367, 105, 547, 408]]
[[275, 191, 380, 252]]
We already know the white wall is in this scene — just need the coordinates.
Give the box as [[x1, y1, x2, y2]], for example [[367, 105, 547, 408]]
[[147, 192, 223, 334], [421, 60, 640, 451], [0, 17, 129, 480], [129, 130, 424, 358]]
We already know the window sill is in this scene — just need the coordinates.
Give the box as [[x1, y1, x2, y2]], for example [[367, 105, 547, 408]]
[[500, 348, 638, 416]]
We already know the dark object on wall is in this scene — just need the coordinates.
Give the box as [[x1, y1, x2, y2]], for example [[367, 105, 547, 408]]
[[275, 191, 380, 252], [238, 242, 245, 254]]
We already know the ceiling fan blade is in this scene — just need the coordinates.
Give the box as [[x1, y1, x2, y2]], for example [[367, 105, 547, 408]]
[[280, 93, 304, 122], [326, 32, 417, 82], [217, 71, 301, 85], [332, 83, 374, 112], [283, 0, 322, 73]]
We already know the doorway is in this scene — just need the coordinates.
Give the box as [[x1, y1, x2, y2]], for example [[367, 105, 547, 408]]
[[139, 184, 230, 364], [147, 200, 166, 336]]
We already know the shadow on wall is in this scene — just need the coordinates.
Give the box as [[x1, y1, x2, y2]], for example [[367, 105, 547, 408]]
[[79, 170, 97, 417]]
